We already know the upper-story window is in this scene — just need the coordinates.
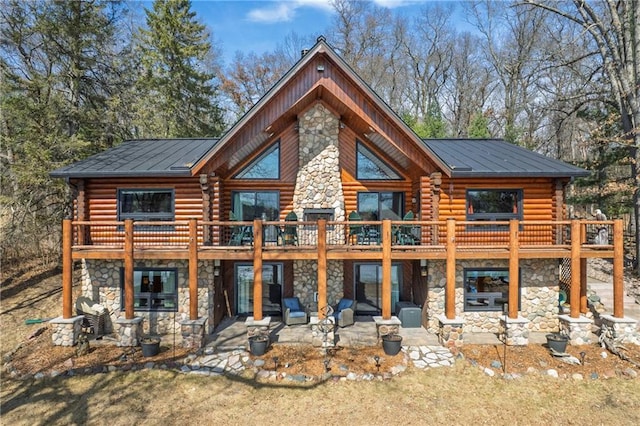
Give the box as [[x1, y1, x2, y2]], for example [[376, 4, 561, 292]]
[[357, 192, 404, 220], [234, 141, 280, 179], [356, 141, 401, 180], [232, 191, 280, 221], [466, 189, 522, 222], [117, 189, 174, 221]]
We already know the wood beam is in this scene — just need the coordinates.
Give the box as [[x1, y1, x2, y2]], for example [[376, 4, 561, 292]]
[[445, 218, 456, 319], [570, 220, 581, 318], [613, 219, 624, 317], [124, 219, 134, 320], [189, 218, 198, 320], [62, 219, 73, 319], [317, 219, 327, 319], [253, 219, 263, 321], [381, 220, 392, 319], [508, 220, 519, 319]]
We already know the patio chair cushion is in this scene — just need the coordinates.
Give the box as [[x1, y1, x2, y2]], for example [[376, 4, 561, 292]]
[[283, 297, 303, 312], [336, 298, 353, 312], [288, 311, 306, 318]]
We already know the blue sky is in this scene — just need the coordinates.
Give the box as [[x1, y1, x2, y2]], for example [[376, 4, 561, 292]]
[[186, 0, 461, 63]]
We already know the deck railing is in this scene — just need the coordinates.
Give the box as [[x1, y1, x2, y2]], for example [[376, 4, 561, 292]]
[[69, 218, 614, 251]]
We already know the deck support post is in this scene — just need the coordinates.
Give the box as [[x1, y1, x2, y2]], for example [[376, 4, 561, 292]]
[[189, 218, 198, 320], [124, 219, 134, 320], [445, 218, 456, 320], [317, 219, 327, 319], [253, 219, 263, 321], [613, 219, 624, 318], [382, 220, 392, 320], [570, 220, 581, 318], [579, 222, 588, 313], [62, 219, 73, 319], [508, 220, 519, 319]]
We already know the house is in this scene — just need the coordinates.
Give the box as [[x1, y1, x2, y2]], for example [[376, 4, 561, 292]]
[[50, 36, 632, 349]]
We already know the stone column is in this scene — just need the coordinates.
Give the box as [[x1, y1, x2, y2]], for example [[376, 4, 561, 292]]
[[437, 314, 465, 350], [180, 317, 207, 349], [50, 316, 83, 347], [558, 314, 593, 345], [115, 317, 144, 347], [500, 315, 530, 346]]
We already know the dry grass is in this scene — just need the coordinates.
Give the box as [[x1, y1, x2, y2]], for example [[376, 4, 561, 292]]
[[2, 365, 640, 426]]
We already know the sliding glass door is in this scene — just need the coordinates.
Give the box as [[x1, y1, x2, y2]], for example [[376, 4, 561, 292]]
[[354, 263, 400, 314], [236, 263, 283, 316]]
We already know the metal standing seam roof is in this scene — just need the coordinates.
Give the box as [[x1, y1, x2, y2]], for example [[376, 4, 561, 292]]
[[423, 139, 590, 178], [50, 138, 220, 178]]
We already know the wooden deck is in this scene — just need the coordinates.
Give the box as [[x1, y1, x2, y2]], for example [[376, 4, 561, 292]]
[[61, 218, 626, 326]]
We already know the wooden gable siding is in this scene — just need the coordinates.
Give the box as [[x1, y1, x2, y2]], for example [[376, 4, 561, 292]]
[[84, 177, 203, 221]]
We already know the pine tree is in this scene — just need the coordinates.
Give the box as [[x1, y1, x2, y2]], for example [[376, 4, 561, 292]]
[[134, 0, 224, 138], [468, 112, 491, 138]]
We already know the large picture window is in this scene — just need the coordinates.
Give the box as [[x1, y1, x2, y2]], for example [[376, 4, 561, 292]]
[[466, 189, 522, 221], [118, 189, 174, 221], [463, 268, 520, 312], [232, 191, 279, 221], [356, 141, 401, 180], [120, 268, 178, 312], [234, 141, 280, 179]]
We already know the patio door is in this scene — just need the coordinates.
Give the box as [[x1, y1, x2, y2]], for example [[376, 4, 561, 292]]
[[354, 263, 400, 314], [236, 263, 283, 316]]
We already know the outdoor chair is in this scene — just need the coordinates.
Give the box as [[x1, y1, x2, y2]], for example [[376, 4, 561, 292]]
[[333, 298, 356, 327], [75, 296, 107, 337], [283, 211, 298, 246], [348, 211, 365, 244], [396, 210, 419, 245], [229, 211, 253, 246], [283, 297, 308, 325]]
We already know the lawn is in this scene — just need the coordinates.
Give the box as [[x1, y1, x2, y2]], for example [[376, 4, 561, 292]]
[[2, 261, 640, 425]]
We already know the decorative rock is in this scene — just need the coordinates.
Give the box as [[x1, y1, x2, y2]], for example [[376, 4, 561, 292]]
[[483, 367, 495, 377], [622, 368, 638, 379], [490, 360, 502, 369], [572, 373, 584, 380], [547, 369, 559, 378]]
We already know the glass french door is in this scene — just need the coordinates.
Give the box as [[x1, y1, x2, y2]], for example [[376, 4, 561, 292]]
[[236, 263, 283, 316], [354, 263, 400, 314]]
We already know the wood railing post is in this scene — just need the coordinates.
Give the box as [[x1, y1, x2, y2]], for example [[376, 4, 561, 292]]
[[570, 220, 581, 318], [124, 219, 134, 320], [613, 219, 624, 317], [445, 218, 456, 320], [508, 219, 519, 319], [253, 219, 263, 321], [62, 219, 73, 319], [317, 219, 327, 320], [381, 220, 392, 320], [189, 218, 198, 320]]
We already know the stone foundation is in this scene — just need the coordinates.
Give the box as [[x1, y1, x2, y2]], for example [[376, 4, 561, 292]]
[[437, 314, 465, 349], [599, 315, 639, 345], [115, 317, 144, 347], [373, 316, 401, 341], [500, 316, 530, 346], [50, 316, 83, 347], [180, 317, 207, 349], [558, 314, 593, 345]]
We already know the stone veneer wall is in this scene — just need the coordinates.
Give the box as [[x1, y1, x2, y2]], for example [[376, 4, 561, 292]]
[[425, 259, 560, 334], [293, 260, 345, 311], [292, 103, 345, 304], [81, 259, 214, 335]]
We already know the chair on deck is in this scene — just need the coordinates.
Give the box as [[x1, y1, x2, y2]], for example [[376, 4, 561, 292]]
[[76, 296, 106, 337], [283, 297, 308, 325], [396, 210, 419, 245], [333, 298, 356, 327], [283, 211, 298, 246], [348, 211, 364, 244], [229, 211, 252, 246]]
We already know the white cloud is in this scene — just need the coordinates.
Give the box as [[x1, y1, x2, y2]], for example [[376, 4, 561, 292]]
[[372, 0, 424, 8], [246, 0, 333, 24]]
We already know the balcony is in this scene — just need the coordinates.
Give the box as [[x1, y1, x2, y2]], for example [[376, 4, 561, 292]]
[[66, 218, 618, 262]]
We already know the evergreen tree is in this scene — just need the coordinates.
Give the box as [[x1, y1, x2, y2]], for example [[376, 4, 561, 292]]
[[468, 112, 491, 138], [134, 0, 224, 138]]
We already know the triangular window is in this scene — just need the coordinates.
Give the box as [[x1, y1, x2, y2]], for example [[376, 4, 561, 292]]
[[356, 141, 401, 180], [234, 141, 280, 179]]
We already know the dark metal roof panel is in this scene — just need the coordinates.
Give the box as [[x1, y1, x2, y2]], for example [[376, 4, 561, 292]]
[[50, 138, 220, 178], [423, 139, 589, 178]]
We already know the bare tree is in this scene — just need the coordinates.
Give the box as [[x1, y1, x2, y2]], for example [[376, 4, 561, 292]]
[[524, 0, 640, 273]]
